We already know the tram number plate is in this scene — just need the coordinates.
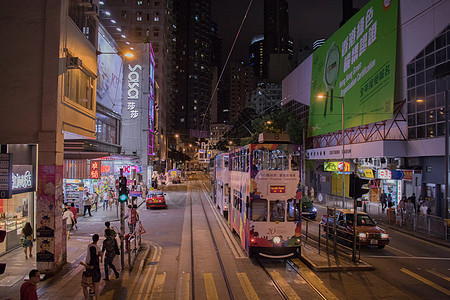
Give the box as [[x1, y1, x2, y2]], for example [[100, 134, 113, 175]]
[[370, 239, 378, 245]]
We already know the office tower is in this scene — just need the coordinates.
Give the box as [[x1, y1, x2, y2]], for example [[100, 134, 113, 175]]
[[230, 61, 255, 123]]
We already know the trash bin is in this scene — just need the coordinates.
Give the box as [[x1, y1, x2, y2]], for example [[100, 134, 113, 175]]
[[386, 208, 396, 224]]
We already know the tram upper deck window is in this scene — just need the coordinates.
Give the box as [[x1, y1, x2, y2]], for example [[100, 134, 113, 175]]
[[291, 151, 301, 171], [270, 200, 285, 222], [251, 199, 267, 221], [287, 199, 300, 221], [268, 150, 289, 170]]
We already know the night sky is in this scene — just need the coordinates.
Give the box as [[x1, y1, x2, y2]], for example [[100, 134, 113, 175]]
[[211, 0, 370, 63]]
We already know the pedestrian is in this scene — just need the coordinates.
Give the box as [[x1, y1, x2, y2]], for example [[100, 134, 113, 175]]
[[406, 199, 414, 220], [62, 207, 74, 239], [420, 201, 428, 215], [21, 222, 33, 259], [83, 192, 92, 217], [20, 269, 40, 300], [410, 193, 417, 211], [93, 192, 99, 212], [104, 221, 116, 238], [70, 202, 78, 230], [387, 193, 393, 208], [103, 190, 109, 211], [81, 234, 102, 300], [380, 191, 387, 212], [125, 204, 138, 233], [102, 228, 120, 281]]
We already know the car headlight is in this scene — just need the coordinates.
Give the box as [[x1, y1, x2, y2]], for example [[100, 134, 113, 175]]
[[312, 207, 317, 212], [381, 233, 389, 239], [358, 233, 367, 239], [273, 236, 281, 244]]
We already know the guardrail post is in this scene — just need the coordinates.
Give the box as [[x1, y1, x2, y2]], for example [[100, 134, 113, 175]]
[[333, 207, 337, 253]]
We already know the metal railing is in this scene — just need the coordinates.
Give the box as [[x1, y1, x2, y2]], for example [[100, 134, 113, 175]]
[[316, 192, 450, 241], [126, 221, 143, 268]]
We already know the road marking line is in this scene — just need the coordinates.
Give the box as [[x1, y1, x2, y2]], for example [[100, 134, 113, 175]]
[[236, 273, 259, 300], [365, 256, 450, 260], [177, 272, 190, 300], [150, 273, 167, 299], [269, 271, 301, 299], [385, 245, 414, 257], [401, 268, 450, 296], [203, 273, 219, 300], [427, 269, 450, 282], [291, 258, 339, 300], [144, 244, 163, 297], [136, 242, 161, 299]]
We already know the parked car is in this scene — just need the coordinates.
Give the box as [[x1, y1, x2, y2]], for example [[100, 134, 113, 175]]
[[320, 209, 390, 248], [301, 201, 318, 220], [172, 176, 181, 184], [146, 190, 167, 209]]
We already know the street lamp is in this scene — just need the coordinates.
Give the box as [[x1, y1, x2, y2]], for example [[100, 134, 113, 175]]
[[318, 93, 346, 208]]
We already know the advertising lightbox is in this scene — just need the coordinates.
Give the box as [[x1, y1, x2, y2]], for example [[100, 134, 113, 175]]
[[308, 0, 398, 136]]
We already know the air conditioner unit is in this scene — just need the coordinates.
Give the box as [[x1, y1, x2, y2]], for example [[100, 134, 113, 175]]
[[66, 56, 82, 69]]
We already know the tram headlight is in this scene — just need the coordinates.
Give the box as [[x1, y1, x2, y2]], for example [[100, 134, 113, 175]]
[[273, 236, 281, 244]]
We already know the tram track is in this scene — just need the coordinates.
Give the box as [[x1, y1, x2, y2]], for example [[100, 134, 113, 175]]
[[189, 177, 235, 300]]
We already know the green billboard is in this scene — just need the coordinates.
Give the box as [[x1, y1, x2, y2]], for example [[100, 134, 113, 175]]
[[308, 0, 398, 136]]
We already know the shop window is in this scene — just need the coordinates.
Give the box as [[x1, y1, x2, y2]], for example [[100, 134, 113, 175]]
[[417, 126, 426, 138], [427, 124, 436, 137], [426, 95, 435, 110], [407, 114, 416, 126], [437, 122, 445, 136], [416, 58, 424, 72], [426, 109, 436, 123], [270, 200, 285, 222], [408, 127, 416, 139]]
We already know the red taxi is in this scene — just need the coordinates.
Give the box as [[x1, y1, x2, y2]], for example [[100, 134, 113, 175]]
[[320, 209, 390, 248], [146, 190, 167, 209]]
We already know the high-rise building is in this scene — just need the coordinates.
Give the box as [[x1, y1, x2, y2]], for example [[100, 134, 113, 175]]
[[98, 0, 173, 175], [263, 0, 293, 82], [172, 0, 213, 138], [249, 35, 265, 81], [230, 61, 255, 123], [247, 82, 282, 116]]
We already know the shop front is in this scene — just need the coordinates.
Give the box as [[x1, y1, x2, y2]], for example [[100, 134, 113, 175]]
[[0, 164, 36, 254]]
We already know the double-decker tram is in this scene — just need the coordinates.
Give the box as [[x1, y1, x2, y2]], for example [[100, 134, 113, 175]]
[[213, 153, 231, 217], [214, 143, 302, 258]]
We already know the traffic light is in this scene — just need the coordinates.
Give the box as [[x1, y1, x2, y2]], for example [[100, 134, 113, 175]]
[[0, 230, 5, 274], [118, 176, 128, 202], [349, 173, 370, 199]]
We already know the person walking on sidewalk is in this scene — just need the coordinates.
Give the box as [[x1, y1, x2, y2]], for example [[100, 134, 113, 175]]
[[62, 207, 74, 239], [20, 269, 40, 300], [21, 222, 33, 259], [81, 234, 102, 300], [104, 221, 117, 238], [102, 190, 109, 211], [102, 228, 120, 281], [70, 203, 78, 230], [83, 192, 93, 217], [93, 192, 99, 212], [380, 192, 387, 212]]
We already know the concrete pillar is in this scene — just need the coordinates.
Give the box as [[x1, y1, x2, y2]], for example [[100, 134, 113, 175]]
[[35, 131, 66, 274]]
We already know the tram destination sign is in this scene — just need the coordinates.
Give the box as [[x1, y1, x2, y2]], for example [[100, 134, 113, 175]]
[[0, 153, 12, 198]]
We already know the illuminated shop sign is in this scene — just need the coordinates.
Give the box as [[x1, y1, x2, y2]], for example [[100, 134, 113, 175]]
[[127, 64, 142, 119], [12, 165, 35, 194], [377, 169, 391, 179], [324, 161, 350, 172], [90, 161, 101, 179]]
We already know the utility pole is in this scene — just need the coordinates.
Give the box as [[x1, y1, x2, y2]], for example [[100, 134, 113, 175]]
[[119, 168, 125, 270]]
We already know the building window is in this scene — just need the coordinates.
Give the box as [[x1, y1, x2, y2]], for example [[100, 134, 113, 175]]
[[64, 68, 95, 111], [137, 11, 142, 21], [137, 0, 143, 5], [135, 27, 142, 37], [121, 10, 127, 18], [153, 12, 159, 22]]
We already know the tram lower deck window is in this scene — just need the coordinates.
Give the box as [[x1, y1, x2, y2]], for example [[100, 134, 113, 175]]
[[251, 199, 267, 221], [270, 200, 285, 222]]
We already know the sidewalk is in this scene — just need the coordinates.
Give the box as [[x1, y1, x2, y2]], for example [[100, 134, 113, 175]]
[[0, 198, 147, 300]]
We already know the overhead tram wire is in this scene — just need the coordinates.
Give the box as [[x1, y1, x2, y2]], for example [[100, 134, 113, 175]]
[[200, 0, 254, 132]]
